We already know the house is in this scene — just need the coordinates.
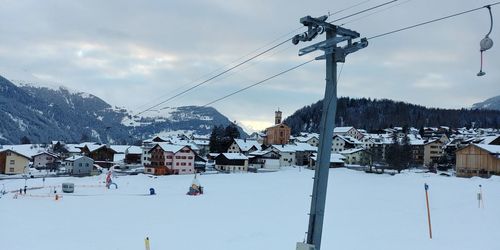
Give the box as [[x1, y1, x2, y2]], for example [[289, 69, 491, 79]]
[[0, 149, 30, 175], [80, 144, 117, 168], [331, 135, 361, 153], [409, 139, 425, 166], [64, 155, 94, 176], [423, 139, 444, 166], [269, 144, 296, 167], [309, 153, 346, 168], [32, 152, 59, 170], [264, 110, 291, 145], [293, 142, 317, 166], [214, 153, 249, 172], [333, 126, 364, 140], [456, 144, 500, 177], [109, 145, 142, 169], [248, 150, 281, 170], [227, 138, 261, 155], [145, 143, 195, 175], [339, 148, 366, 165], [294, 133, 320, 147]]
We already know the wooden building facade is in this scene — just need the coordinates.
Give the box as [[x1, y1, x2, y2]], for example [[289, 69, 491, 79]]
[[456, 144, 500, 178]]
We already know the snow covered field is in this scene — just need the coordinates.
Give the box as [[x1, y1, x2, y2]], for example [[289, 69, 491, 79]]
[[1, 168, 499, 250]]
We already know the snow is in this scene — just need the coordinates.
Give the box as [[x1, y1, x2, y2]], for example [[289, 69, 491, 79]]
[[233, 139, 260, 152], [333, 126, 354, 133], [220, 152, 248, 160], [1, 169, 499, 250], [1, 144, 48, 158], [475, 144, 500, 157]]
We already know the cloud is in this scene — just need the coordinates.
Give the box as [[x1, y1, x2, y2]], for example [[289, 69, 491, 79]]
[[0, 0, 498, 128]]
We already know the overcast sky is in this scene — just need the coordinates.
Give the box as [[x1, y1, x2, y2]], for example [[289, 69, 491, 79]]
[[1, 0, 499, 132]]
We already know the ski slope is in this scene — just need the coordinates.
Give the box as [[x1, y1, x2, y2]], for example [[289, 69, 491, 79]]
[[0, 168, 498, 250]]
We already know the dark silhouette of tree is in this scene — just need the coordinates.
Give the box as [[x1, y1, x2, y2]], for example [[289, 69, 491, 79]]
[[20, 136, 31, 144]]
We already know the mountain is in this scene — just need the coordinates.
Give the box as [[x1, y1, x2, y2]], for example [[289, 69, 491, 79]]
[[0, 75, 245, 144], [283, 97, 500, 134], [472, 95, 500, 111]]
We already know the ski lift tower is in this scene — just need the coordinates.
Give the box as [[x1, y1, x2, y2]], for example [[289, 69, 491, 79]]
[[292, 15, 367, 250]]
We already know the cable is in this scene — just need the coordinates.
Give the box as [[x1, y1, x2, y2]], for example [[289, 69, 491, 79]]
[[367, 2, 500, 40], [329, 0, 399, 23], [197, 2, 500, 110], [129, 0, 395, 118], [202, 59, 316, 107], [340, 0, 413, 26], [327, 0, 373, 17], [133, 39, 289, 117]]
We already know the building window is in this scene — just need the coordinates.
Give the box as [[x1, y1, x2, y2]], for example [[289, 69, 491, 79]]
[[9, 168, 14, 172], [188, 156, 193, 159], [176, 162, 179, 166], [182, 156, 186, 159], [188, 163, 191, 166], [9, 160, 15, 165]]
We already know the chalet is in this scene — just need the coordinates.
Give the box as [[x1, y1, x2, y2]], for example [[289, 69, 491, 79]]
[[294, 142, 317, 166], [269, 144, 297, 167], [214, 153, 249, 172], [294, 133, 320, 147], [110, 145, 142, 168], [333, 126, 364, 140], [32, 152, 59, 170], [248, 150, 281, 170], [264, 110, 291, 145], [339, 148, 366, 165], [331, 135, 361, 153], [64, 155, 95, 176], [145, 143, 195, 175], [0, 149, 30, 175], [456, 144, 500, 177], [227, 138, 261, 155], [80, 144, 117, 168], [309, 153, 346, 168]]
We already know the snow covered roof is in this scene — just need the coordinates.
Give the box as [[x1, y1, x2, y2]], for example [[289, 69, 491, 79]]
[[153, 143, 188, 153], [334, 126, 354, 133], [0, 144, 47, 158], [339, 148, 365, 155], [479, 135, 500, 145], [32, 151, 59, 158], [64, 155, 91, 162], [270, 144, 297, 153], [220, 153, 248, 160], [65, 144, 83, 153], [110, 145, 142, 154], [233, 139, 260, 152], [310, 153, 346, 163], [475, 144, 500, 157], [293, 142, 317, 152], [0, 148, 32, 160], [295, 133, 319, 142], [334, 135, 363, 145]]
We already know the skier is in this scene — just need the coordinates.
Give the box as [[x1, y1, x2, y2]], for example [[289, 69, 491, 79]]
[[23, 186, 27, 195]]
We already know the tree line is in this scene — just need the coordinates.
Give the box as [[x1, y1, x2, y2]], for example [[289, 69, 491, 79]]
[[284, 97, 500, 135]]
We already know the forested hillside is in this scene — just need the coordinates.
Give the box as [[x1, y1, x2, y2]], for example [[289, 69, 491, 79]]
[[284, 97, 500, 134]]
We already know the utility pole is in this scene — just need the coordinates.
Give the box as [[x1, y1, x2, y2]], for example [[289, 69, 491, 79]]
[[292, 15, 367, 250]]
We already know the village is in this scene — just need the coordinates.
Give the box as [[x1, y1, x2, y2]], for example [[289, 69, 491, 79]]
[[1, 110, 499, 180]]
